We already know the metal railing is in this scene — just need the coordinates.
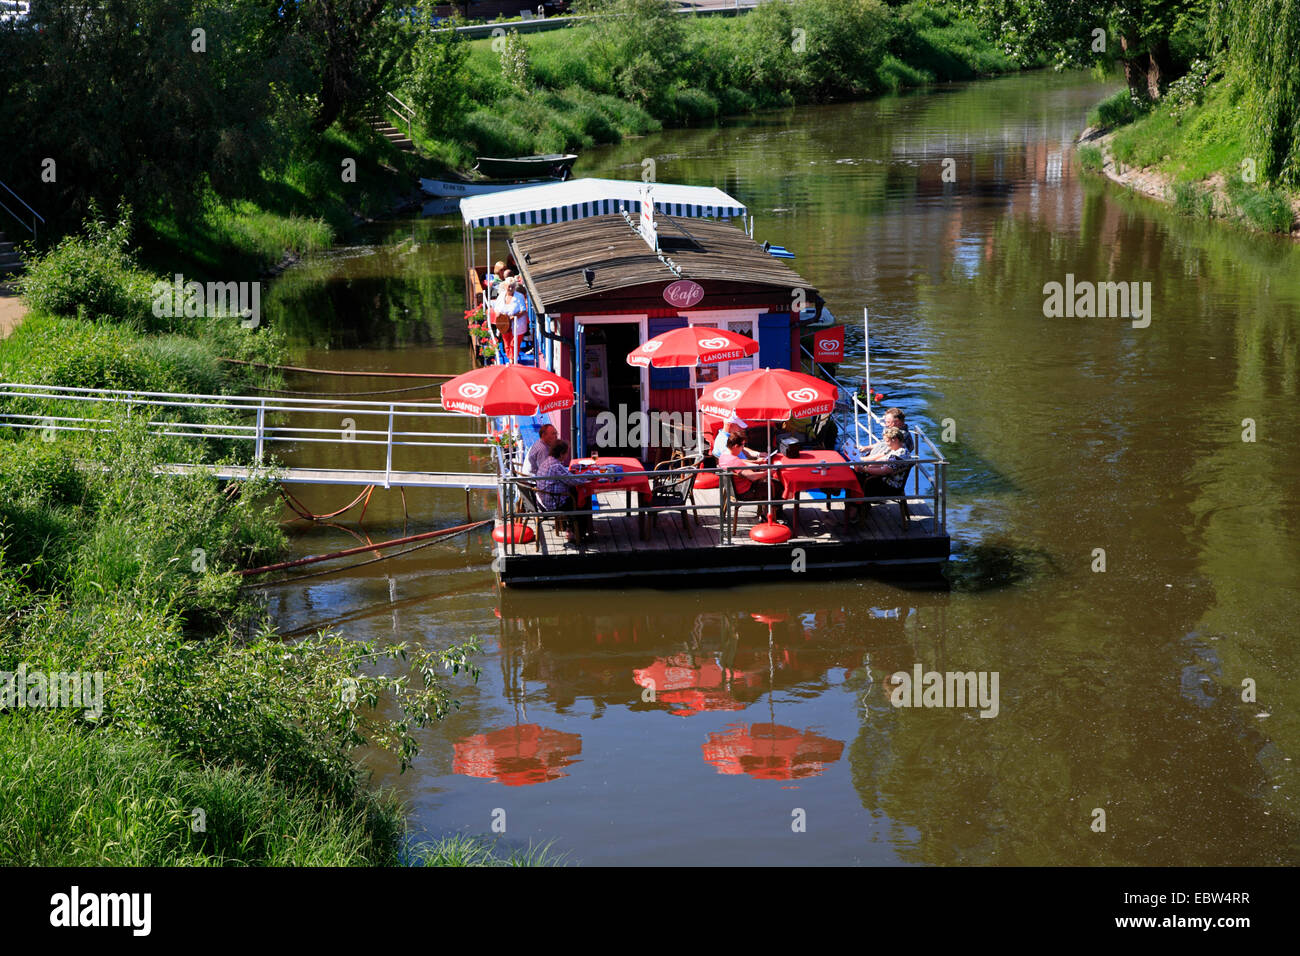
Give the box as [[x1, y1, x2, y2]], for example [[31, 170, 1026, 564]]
[[798, 341, 949, 531], [0, 179, 43, 243], [0, 383, 492, 487], [385, 91, 415, 141], [494, 453, 946, 555]]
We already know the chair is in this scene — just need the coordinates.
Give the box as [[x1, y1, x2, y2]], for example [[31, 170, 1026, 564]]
[[720, 471, 768, 540], [852, 464, 914, 533], [513, 478, 585, 552], [648, 452, 699, 538], [808, 412, 839, 450]]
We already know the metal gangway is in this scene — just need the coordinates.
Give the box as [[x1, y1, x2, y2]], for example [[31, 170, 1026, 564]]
[[0, 383, 498, 490]]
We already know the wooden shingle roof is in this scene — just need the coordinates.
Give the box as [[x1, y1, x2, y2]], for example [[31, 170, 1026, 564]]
[[507, 214, 815, 314]]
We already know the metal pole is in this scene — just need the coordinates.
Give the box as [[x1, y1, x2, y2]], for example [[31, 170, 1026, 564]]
[[384, 405, 395, 487], [863, 307, 870, 421], [255, 400, 265, 462]]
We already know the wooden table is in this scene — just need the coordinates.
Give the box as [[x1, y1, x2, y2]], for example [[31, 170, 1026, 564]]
[[773, 450, 860, 536]]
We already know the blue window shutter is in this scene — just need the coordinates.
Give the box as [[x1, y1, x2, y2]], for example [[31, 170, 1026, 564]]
[[758, 312, 792, 370], [647, 315, 689, 389]]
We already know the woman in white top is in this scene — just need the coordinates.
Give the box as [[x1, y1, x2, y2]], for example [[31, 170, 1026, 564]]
[[493, 278, 528, 362]]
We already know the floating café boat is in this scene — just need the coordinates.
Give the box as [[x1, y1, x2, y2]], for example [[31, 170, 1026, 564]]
[[453, 178, 951, 587]]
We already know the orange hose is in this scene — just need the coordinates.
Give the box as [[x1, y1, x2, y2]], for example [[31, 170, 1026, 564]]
[[240, 519, 490, 577]]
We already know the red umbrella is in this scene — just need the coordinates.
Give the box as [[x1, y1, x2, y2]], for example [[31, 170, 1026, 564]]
[[626, 326, 759, 368], [698, 368, 838, 542], [442, 364, 574, 544], [440, 364, 575, 416], [698, 367, 837, 421], [452, 724, 583, 787]]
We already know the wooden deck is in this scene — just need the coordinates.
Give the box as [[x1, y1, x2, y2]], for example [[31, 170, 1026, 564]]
[[496, 487, 949, 587]]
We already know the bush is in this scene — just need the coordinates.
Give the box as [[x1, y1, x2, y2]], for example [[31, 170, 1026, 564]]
[[1164, 59, 1214, 125], [1088, 88, 1151, 129], [15, 203, 156, 327]]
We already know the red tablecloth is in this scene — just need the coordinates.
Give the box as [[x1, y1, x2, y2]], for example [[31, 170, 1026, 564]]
[[774, 450, 859, 499], [571, 457, 652, 500]]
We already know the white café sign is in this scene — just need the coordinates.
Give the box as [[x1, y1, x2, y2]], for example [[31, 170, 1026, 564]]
[[639, 183, 657, 252]]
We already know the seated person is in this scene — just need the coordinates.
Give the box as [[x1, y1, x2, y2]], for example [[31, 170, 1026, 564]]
[[858, 407, 914, 456], [849, 426, 912, 520], [485, 260, 507, 294], [711, 413, 756, 459], [718, 433, 775, 519], [524, 423, 558, 476], [535, 440, 593, 542]]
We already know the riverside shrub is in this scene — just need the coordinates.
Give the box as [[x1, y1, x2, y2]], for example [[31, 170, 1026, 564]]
[[15, 204, 156, 328]]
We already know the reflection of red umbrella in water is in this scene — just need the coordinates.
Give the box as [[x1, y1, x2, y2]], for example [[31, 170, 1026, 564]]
[[702, 723, 844, 780], [453, 724, 582, 787], [699, 610, 844, 780], [634, 654, 762, 717]]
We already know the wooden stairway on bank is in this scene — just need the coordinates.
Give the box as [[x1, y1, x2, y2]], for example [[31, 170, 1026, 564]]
[[368, 114, 416, 153], [0, 232, 23, 278]]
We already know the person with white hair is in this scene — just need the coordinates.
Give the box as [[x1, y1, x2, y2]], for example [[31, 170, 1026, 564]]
[[493, 277, 528, 362]]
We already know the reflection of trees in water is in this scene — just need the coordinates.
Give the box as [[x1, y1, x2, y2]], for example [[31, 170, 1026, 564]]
[[263, 225, 463, 350], [845, 598, 1300, 865]]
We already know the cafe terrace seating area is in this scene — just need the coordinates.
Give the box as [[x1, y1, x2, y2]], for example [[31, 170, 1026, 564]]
[[499, 445, 943, 554]]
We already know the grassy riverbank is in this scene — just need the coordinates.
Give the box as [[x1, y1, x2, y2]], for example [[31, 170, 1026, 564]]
[[0, 218, 540, 866], [140, 1, 1018, 277], [1079, 74, 1299, 237], [409, 0, 1019, 171]]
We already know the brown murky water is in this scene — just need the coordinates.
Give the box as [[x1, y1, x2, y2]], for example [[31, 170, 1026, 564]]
[[263, 71, 1300, 865]]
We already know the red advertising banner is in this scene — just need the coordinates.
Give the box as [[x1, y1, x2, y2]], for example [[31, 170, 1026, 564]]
[[812, 325, 844, 363]]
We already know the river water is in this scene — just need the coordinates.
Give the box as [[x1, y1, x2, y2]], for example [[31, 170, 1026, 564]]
[[262, 71, 1300, 865]]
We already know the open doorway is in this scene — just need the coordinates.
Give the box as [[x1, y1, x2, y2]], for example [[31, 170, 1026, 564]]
[[578, 320, 645, 459]]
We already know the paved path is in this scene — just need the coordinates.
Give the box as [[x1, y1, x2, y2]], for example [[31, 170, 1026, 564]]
[[0, 285, 26, 339]]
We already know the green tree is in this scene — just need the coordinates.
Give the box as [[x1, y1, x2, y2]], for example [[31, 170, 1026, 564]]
[[962, 0, 1208, 100], [401, 4, 470, 137], [574, 0, 687, 108], [1211, 0, 1300, 185]]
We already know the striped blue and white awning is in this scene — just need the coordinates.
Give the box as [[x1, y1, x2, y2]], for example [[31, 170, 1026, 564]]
[[460, 178, 746, 228]]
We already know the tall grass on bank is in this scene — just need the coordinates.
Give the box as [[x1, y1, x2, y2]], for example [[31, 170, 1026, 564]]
[[440, 0, 1018, 164], [0, 217, 503, 866], [0, 717, 405, 866], [1090, 74, 1297, 235]]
